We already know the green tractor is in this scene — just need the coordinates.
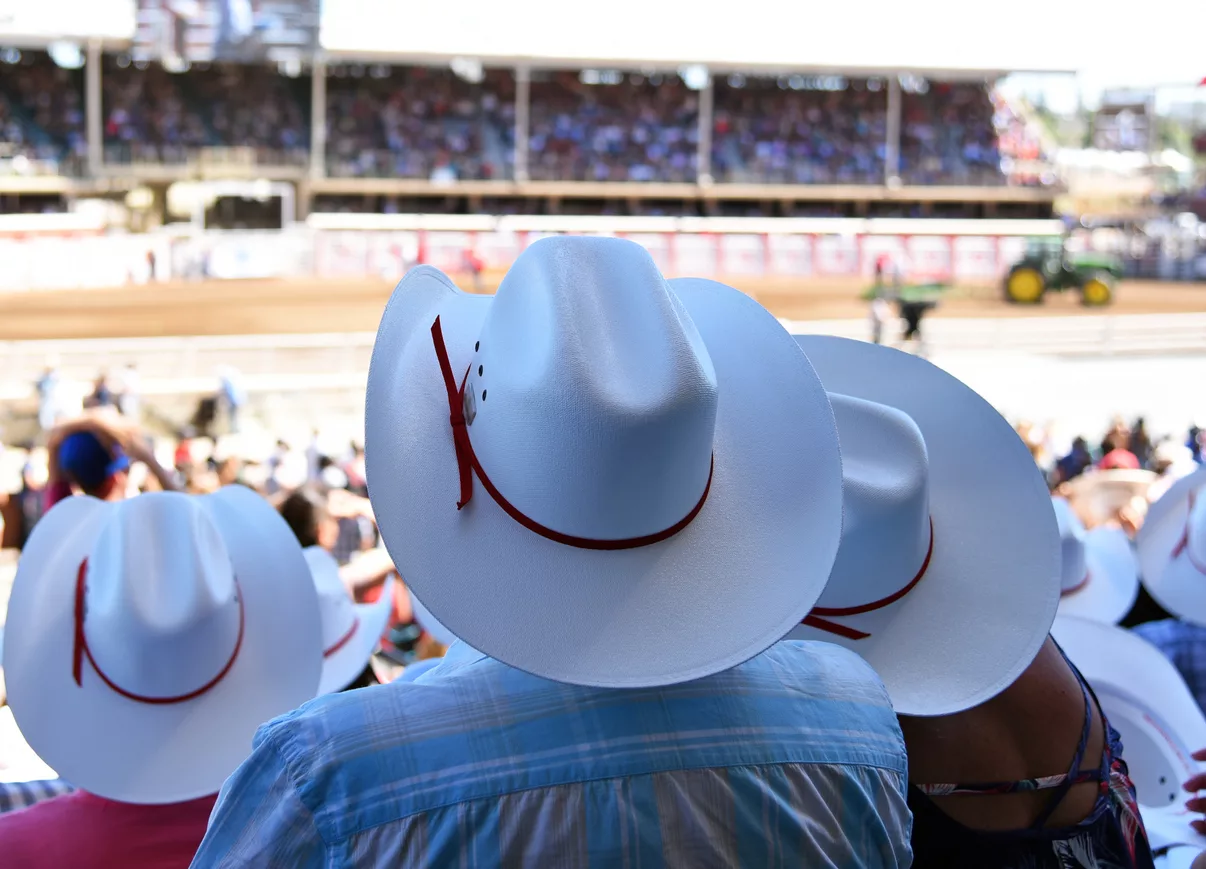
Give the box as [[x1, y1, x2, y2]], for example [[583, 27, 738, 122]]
[[1003, 237, 1124, 307]]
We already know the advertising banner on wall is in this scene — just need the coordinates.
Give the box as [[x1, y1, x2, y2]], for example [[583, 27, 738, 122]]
[[674, 234, 718, 277], [907, 235, 954, 279], [766, 233, 813, 277], [719, 234, 766, 277], [952, 236, 999, 281], [620, 233, 673, 274], [814, 234, 860, 276]]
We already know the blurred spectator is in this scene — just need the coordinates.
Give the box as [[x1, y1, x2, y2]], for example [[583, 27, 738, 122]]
[[1056, 436, 1094, 484], [1129, 417, 1152, 468], [114, 363, 141, 420], [35, 365, 64, 432]]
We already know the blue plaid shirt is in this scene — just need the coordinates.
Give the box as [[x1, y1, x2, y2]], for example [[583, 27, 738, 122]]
[[0, 779, 74, 816], [1133, 619, 1206, 713], [191, 640, 911, 868]]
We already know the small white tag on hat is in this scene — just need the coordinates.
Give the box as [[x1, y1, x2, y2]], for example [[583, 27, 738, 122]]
[[463, 382, 477, 425]]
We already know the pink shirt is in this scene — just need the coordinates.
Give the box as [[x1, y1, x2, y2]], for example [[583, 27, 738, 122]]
[[0, 790, 216, 869]]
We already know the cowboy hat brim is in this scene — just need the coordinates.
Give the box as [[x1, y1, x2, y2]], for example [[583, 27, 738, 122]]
[[365, 266, 844, 688], [1065, 469, 1158, 527], [318, 575, 394, 696], [1052, 615, 1206, 833], [1057, 526, 1140, 625], [786, 336, 1060, 716], [3, 487, 323, 804], [1138, 466, 1206, 626], [408, 589, 459, 647]]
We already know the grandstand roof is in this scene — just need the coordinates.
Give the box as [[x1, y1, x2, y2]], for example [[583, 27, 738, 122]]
[[319, 0, 1077, 76]]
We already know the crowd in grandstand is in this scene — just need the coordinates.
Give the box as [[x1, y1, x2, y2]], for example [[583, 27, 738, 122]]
[[325, 65, 513, 181], [0, 51, 1060, 188], [527, 71, 698, 183]]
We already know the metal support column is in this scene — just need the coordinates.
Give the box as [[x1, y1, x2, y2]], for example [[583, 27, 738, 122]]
[[514, 65, 530, 182], [696, 74, 714, 185], [885, 75, 901, 185], [86, 40, 102, 176], [310, 57, 327, 181]]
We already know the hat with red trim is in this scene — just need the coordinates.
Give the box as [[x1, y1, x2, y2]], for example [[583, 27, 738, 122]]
[[1052, 614, 1206, 848], [407, 589, 458, 647], [787, 337, 1060, 716], [1137, 466, 1206, 626], [303, 546, 393, 695], [1052, 496, 1139, 625], [2, 487, 322, 804], [365, 236, 844, 688]]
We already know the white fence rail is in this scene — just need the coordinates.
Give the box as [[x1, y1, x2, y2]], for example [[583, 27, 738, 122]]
[[2, 313, 1205, 404]]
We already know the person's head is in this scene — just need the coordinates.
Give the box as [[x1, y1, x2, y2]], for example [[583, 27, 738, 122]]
[[1071, 436, 1088, 453], [217, 456, 242, 486], [279, 485, 339, 551], [58, 431, 130, 501]]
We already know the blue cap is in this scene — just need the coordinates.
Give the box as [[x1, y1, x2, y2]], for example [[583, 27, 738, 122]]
[[58, 432, 130, 492]]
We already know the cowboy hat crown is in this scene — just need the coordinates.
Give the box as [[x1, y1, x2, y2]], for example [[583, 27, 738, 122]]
[[811, 394, 931, 620], [451, 236, 718, 541], [77, 492, 243, 700], [1052, 497, 1089, 595]]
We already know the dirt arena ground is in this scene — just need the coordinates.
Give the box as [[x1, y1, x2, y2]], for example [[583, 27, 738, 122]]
[[1, 274, 1204, 341]]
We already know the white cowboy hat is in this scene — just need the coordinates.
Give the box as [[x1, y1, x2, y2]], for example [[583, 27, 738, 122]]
[[1051, 614, 1206, 848], [1155, 847, 1206, 869], [1052, 496, 1140, 625], [304, 546, 393, 695], [2, 487, 323, 804], [786, 336, 1060, 716], [1065, 469, 1158, 528], [1138, 467, 1206, 626], [365, 236, 844, 688], [407, 589, 459, 647]]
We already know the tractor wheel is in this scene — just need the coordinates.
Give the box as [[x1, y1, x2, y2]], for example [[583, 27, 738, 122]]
[[1005, 267, 1046, 304], [1080, 272, 1114, 307]]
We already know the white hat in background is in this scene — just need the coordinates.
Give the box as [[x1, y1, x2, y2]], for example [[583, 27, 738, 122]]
[[2, 487, 323, 804], [303, 546, 393, 695], [1052, 496, 1139, 625], [407, 589, 458, 647], [1064, 469, 1158, 528], [1052, 614, 1206, 850], [1138, 467, 1206, 626], [1155, 847, 1206, 869], [365, 236, 844, 688], [787, 336, 1060, 716]]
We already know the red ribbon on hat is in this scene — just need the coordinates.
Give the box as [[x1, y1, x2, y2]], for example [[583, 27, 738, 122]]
[[73, 558, 245, 705], [1172, 491, 1206, 574], [430, 316, 713, 550], [322, 616, 360, 658], [801, 520, 935, 640]]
